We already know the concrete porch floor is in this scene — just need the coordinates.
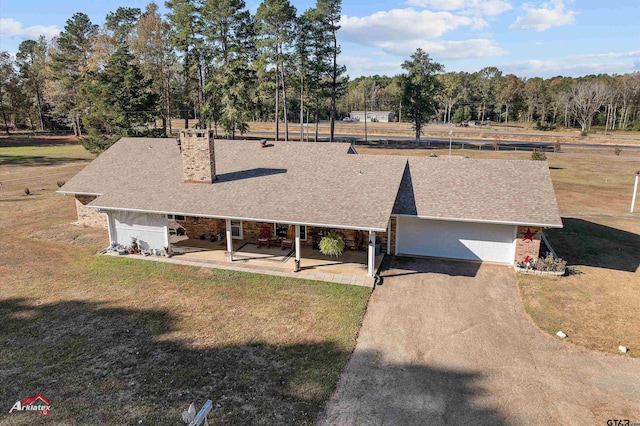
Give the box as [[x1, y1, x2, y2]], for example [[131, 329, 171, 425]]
[[141, 238, 384, 287]]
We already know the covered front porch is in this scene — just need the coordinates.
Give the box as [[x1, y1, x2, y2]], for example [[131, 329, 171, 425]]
[[168, 236, 385, 286]]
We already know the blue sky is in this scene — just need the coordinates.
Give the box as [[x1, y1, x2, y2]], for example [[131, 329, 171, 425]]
[[1, 0, 639, 78]]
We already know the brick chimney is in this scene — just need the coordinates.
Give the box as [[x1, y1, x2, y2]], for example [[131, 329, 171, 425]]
[[180, 129, 217, 183]]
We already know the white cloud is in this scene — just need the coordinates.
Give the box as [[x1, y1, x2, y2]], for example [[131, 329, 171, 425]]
[[340, 8, 506, 63], [510, 0, 576, 32], [340, 55, 404, 77], [0, 18, 59, 40], [406, 0, 512, 16], [340, 9, 478, 43], [418, 38, 507, 59], [500, 50, 640, 77]]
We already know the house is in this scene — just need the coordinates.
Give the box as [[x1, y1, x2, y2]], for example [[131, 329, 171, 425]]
[[59, 130, 562, 277], [349, 111, 394, 123]]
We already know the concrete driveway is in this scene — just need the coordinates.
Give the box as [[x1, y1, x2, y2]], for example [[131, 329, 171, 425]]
[[320, 258, 640, 425]]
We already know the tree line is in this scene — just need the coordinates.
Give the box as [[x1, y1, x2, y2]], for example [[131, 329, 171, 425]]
[[0, 0, 345, 152], [1, 0, 640, 153], [344, 68, 640, 136]]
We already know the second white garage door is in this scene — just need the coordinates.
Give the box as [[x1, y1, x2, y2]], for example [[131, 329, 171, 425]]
[[396, 217, 516, 264]]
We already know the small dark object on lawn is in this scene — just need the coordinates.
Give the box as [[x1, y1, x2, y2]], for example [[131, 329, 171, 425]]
[[531, 149, 547, 161], [56, 180, 66, 188], [24, 187, 31, 196], [614, 145, 622, 156]]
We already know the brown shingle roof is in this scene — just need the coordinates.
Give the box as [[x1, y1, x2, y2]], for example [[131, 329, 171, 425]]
[[60, 138, 562, 230], [60, 138, 406, 231], [394, 156, 562, 227]]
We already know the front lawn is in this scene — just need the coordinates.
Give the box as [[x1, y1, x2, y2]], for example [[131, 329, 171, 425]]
[[0, 161, 370, 425]]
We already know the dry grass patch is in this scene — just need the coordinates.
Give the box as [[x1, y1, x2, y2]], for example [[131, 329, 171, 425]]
[[518, 217, 640, 356], [0, 145, 371, 425]]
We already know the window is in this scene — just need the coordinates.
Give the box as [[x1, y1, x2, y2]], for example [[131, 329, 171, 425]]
[[167, 214, 185, 221], [274, 223, 306, 240], [231, 220, 242, 239]]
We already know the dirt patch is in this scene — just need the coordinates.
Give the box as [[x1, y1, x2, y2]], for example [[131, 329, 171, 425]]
[[28, 223, 108, 247]]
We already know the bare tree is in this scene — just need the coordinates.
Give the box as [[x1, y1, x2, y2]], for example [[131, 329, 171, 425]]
[[567, 81, 609, 133]]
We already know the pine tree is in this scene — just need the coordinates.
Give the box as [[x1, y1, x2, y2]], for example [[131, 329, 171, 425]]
[[316, 0, 345, 142], [80, 46, 158, 153], [49, 13, 98, 136], [400, 49, 444, 142], [256, 0, 296, 141], [201, 0, 257, 137], [16, 37, 49, 131]]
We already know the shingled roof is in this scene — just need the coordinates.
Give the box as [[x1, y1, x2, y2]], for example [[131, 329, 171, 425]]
[[393, 156, 562, 227], [60, 138, 406, 231], [60, 138, 562, 230]]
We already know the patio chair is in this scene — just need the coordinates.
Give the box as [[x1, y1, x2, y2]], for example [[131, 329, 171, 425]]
[[256, 226, 271, 248], [281, 226, 295, 250]]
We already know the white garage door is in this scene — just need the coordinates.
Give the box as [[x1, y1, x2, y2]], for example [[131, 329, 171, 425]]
[[396, 217, 516, 264], [110, 211, 168, 251]]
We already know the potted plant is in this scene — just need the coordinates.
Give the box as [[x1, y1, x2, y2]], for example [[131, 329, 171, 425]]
[[319, 231, 345, 257]]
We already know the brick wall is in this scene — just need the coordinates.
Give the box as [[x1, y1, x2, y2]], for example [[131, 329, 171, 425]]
[[176, 216, 393, 252], [514, 226, 542, 263], [389, 216, 397, 255], [75, 195, 107, 228], [181, 130, 216, 183], [181, 217, 226, 240]]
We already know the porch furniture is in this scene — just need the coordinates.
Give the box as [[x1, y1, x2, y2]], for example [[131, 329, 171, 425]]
[[281, 226, 295, 250], [256, 226, 271, 248]]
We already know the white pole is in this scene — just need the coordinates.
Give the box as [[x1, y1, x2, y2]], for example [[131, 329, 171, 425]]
[[631, 173, 639, 213], [367, 230, 375, 277], [225, 218, 233, 261], [386, 219, 391, 255], [294, 224, 301, 272]]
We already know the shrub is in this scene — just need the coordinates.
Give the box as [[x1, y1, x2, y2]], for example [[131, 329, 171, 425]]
[[319, 231, 345, 257], [554, 140, 561, 153], [56, 180, 66, 188], [24, 187, 31, 196], [580, 130, 588, 137], [531, 149, 547, 161], [517, 253, 567, 273], [614, 145, 622, 156], [428, 153, 438, 157]]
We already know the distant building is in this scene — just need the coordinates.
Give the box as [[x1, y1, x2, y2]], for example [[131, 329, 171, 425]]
[[349, 111, 394, 123]]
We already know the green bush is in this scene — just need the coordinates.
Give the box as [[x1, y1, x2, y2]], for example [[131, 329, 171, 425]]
[[56, 180, 66, 188], [319, 231, 345, 257], [531, 149, 547, 161]]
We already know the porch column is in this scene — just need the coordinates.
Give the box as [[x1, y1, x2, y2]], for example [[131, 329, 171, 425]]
[[225, 218, 233, 261], [294, 224, 301, 272], [105, 211, 116, 245], [367, 230, 375, 277], [386, 219, 391, 255]]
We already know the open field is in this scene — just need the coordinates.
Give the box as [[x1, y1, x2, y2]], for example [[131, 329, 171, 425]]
[[0, 135, 93, 195], [0, 141, 371, 424], [360, 144, 640, 357], [164, 119, 640, 146]]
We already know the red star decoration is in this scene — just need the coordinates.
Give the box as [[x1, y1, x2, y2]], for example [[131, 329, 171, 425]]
[[521, 228, 535, 242]]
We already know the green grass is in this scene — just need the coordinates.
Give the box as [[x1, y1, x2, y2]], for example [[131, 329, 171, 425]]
[[0, 175, 371, 425], [0, 144, 94, 168]]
